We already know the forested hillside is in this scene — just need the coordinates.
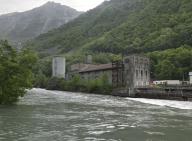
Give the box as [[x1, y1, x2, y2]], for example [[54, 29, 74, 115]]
[[27, 0, 144, 55], [27, 0, 192, 80]]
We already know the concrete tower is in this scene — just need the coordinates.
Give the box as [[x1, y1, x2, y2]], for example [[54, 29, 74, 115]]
[[189, 72, 192, 84], [86, 55, 92, 64], [123, 55, 150, 88], [52, 56, 66, 78]]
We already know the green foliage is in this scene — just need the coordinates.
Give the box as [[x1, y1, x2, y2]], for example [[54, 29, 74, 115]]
[[34, 71, 49, 88], [26, 0, 143, 55], [33, 58, 52, 88], [46, 74, 112, 95], [148, 46, 192, 80], [28, 0, 192, 56], [0, 40, 37, 104]]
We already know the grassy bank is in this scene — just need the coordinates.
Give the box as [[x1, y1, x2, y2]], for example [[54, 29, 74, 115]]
[[35, 74, 112, 95]]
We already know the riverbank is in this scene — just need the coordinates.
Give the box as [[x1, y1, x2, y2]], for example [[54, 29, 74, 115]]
[[35, 76, 192, 102], [36, 75, 112, 95]]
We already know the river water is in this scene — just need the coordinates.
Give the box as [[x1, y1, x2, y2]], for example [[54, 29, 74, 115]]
[[0, 89, 192, 141]]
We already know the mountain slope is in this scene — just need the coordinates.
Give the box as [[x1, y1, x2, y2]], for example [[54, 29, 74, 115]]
[[0, 2, 82, 43], [28, 0, 192, 56], [27, 0, 145, 54], [88, 0, 192, 54]]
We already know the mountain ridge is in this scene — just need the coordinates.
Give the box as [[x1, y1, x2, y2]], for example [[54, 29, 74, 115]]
[[0, 1, 82, 44]]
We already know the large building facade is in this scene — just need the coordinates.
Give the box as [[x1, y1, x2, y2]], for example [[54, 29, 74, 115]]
[[123, 55, 150, 88]]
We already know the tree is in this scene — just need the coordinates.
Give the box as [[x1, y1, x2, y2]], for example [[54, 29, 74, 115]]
[[148, 46, 192, 80], [155, 60, 176, 79], [0, 40, 37, 104]]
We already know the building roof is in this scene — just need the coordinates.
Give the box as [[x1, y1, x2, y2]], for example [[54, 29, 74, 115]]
[[70, 63, 98, 72], [79, 63, 113, 73], [53, 55, 65, 58]]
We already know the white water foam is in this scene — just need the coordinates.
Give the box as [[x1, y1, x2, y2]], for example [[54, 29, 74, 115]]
[[126, 98, 192, 110], [27, 89, 192, 110]]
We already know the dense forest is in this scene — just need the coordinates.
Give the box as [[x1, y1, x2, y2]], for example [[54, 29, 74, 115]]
[[27, 0, 192, 80]]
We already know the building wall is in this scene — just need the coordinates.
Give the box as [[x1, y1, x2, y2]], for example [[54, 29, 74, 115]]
[[52, 56, 66, 78], [124, 55, 150, 88], [111, 62, 124, 88], [80, 70, 112, 84]]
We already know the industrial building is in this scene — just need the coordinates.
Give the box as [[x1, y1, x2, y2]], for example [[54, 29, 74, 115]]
[[69, 55, 150, 89], [52, 55, 66, 78], [123, 55, 150, 88]]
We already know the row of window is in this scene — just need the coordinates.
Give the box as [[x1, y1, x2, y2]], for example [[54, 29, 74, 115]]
[[136, 69, 148, 79]]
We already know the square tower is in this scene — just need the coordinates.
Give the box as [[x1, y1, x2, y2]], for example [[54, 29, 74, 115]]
[[123, 55, 150, 88]]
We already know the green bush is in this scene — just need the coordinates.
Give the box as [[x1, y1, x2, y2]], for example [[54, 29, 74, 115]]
[[0, 40, 37, 104], [46, 74, 112, 95]]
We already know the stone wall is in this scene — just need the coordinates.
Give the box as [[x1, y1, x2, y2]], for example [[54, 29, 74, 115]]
[[123, 55, 150, 88]]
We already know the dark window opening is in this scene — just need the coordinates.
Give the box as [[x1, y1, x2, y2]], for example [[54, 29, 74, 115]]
[[141, 70, 143, 78]]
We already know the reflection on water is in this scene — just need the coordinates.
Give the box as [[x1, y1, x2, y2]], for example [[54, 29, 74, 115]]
[[0, 88, 192, 141]]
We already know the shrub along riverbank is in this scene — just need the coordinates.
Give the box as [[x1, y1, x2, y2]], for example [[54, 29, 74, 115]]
[[35, 74, 112, 95], [0, 40, 37, 104]]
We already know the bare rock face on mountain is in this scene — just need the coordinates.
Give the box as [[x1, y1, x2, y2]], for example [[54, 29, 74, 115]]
[[0, 2, 82, 43]]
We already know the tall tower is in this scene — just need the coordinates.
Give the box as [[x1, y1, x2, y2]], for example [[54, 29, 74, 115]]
[[86, 55, 92, 64], [52, 56, 66, 78], [189, 72, 192, 84], [123, 55, 150, 88]]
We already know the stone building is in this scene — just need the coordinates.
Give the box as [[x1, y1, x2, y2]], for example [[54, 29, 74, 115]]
[[69, 55, 150, 88], [52, 55, 66, 78], [123, 55, 150, 88], [79, 64, 113, 84]]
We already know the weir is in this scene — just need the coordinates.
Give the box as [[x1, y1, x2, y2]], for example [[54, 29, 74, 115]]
[[112, 86, 192, 101]]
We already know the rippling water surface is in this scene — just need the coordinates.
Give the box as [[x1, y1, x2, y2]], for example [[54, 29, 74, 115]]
[[0, 88, 192, 141]]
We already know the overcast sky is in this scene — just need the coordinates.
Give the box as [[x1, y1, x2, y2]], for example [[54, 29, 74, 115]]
[[0, 0, 105, 15]]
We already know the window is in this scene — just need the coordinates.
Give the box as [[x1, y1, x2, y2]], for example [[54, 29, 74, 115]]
[[145, 71, 148, 78], [141, 70, 143, 79], [136, 70, 139, 78], [125, 58, 129, 63]]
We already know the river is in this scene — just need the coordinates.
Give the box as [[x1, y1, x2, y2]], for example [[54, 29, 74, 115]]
[[0, 88, 192, 141]]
